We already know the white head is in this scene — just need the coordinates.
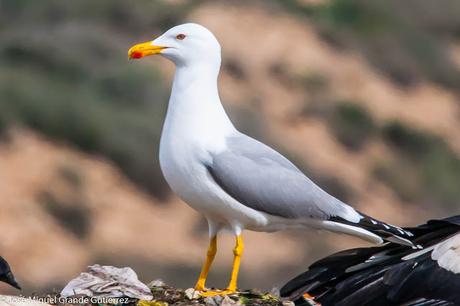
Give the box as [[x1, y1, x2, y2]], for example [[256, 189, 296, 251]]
[[128, 23, 221, 68]]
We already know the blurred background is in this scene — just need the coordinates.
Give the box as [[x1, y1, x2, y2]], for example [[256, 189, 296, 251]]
[[1, 0, 460, 295]]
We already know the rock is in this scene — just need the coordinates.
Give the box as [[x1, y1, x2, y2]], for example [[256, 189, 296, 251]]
[[220, 295, 240, 306], [212, 295, 223, 304], [203, 296, 218, 306], [184, 288, 200, 300], [149, 280, 166, 288]]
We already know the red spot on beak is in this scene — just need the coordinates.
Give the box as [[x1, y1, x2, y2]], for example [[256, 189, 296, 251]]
[[130, 51, 143, 59]]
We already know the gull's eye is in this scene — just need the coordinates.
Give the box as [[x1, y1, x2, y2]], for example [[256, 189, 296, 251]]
[[176, 34, 186, 40]]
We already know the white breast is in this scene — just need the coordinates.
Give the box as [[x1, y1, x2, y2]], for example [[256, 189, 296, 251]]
[[159, 99, 272, 230], [157, 64, 272, 230], [159, 123, 213, 210]]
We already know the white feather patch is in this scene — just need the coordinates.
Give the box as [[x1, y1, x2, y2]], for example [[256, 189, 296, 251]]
[[431, 234, 460, 274]]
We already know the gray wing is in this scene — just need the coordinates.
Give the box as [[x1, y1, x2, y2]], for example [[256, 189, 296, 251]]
[[207, 133, 355, 220]]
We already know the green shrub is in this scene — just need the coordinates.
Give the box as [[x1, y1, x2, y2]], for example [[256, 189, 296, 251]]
[[376, 121, 460, 210], [270, 62, 329, 91], [313, 0, 395, 34], [39, 191, 91, 240], [223, 58, 246, 80], [373, 160, 423, 203], [299, 71, 329, 93], [381, 121, 443, 157], [329, 102, 376, 150], [58, 164, 83, 189], [0, 0, 192, 32], [274, 0, 460, 89], [0, 110, 7, 138]]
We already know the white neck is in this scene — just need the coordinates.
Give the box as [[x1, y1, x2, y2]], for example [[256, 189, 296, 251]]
[[161, 62, 236, 149]]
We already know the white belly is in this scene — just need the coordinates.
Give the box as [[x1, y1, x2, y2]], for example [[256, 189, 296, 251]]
[[159, 130, 269, 230], [158, 81, 275, 232]]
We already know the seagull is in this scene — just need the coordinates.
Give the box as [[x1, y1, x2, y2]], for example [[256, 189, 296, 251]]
[[0, 256, 20, 290], [281, 215, 460, 306], [128, 23, 416, 295]]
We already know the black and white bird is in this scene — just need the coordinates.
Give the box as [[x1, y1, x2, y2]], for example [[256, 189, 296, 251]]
[[280, 215, 460, 306], [0, 256, 20, 290]]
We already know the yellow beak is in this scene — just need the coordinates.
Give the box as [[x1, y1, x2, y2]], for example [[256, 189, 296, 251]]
[[128, 41, 167, 59]]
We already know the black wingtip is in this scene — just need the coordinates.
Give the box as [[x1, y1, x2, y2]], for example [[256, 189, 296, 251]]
[[330, 213, 419, 248]]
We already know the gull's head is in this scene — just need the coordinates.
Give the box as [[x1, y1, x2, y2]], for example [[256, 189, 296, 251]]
[[128, 23, 221, 67]]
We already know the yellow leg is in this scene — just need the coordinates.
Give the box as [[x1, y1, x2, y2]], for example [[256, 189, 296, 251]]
[[195, 236, 217, 291], [199, 235, 244, 297], [226, 234, 244, 292]]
